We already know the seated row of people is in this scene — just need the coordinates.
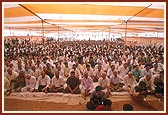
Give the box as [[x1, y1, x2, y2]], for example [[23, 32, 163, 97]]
[[4, 65, 164, 101]]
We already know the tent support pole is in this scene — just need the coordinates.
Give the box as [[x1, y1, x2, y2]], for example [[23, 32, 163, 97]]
[[124, 21, 128, 57], [42, 20, 44, 44]]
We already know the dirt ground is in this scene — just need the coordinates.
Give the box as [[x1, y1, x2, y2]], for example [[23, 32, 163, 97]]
[[4, 98, 164, 111]]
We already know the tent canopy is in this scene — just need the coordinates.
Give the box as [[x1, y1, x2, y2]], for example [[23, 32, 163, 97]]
[[3, 2, 165, 37]]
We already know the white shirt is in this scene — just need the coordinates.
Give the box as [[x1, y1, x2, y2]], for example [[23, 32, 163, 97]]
[[81, 76, 94, 90], [83, 68, 94, 77], [139, 77, 155, 90], [141, 68, 152, 77], [25, 76, 36, 89], [35, 75, 51, 89], [5, 70, 18, 82], [51, 75, 65, 87], [32, 69, 41, 79], [151, 68, 160, 75], [107, 68, 113, 77], [123, 75, 137, 87], [93, 69, 104, 78], [98, 77, 110, 88], [118, 65, 129, 78], [68, 61, 75, 68], [110, 75, 121, 85]]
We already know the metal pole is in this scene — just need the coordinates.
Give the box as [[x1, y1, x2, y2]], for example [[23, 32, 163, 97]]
[[109, 27, 110, 41], [9, 27, 11, 36], [58, 26, 59, 40], [42, 20, 44, 44], [124, 21, 128, 57]]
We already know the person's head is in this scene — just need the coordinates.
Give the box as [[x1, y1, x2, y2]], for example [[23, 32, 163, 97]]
[[46, 63, 51, 67], [135, 65, 139, 70], [153, 63, 158, 69], [55, 70, 60, 78], [18, 64, 22, 70], [123, 104, 133, 111], [95, 86, 102, 95], [124, 63, 128, 68], [118, 60, 122, 65], [70, 70, 75, 77], [25, 65, 29, 71], [113, 69, 118, 77], [31, 65, 36, 71], [146, 74, 152, 81], [19, 70, 25, 77], [86, 64, 90, 70], [98, 65, 102, 71], [9, 63, 13, 68], [103, 99, 112, 110], [128, 71, 133, 78], [56, 65, 61, 70], [41, 71, 46, 78], [64, 61, 68, 67], [160, 70, 164, 77], [145, 64, 151, 70], [154, 58, 158, 63], [72, 64, 77, 70], [37, 60, 40, 64], [83, 71, 89, 78], [25, 73, 31, 80], [101, 72, 106, 79], [7, 68, 13, 75], [110, 64, 115, 70]]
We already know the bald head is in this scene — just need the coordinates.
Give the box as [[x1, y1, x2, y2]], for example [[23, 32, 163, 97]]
[[128, 72, 133, 78], [101, 72, 106, 79]]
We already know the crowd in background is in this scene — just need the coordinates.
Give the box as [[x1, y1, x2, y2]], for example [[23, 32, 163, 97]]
[[4, 38, 164, 110]]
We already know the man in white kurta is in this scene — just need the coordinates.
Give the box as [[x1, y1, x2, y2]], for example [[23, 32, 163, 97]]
[[98, 72, 110, 96], [21, 73, 36, 92], [5, 68, 18, 84], [35, 71, 51, 93], [50, 70, 65, 93], [81, 71, 94, 97], [123, 71, 137, 93], [110, 70, 123, 92], [118, 63, 129, 79]]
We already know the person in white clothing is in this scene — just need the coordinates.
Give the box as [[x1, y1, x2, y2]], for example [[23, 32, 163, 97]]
[[35, 71, 51, 93], [123, 72, 137, 93], [49, 70, 65, 93], [21, 73, 36, 92], [151, 63, 160, 75], [93, 65, 104, 82], [5, 68, 18, 83], [110, 70, 124, 92], [107, 64, 115, 78], [139, 74, 155, 93], [98, 72, 110, 96], [141, 64, 152, 77], [81, 71, 94, 97], [118, 63, 129, 79]]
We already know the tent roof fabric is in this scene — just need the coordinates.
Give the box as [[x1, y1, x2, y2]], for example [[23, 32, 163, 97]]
[[3, 2, 165, 33]]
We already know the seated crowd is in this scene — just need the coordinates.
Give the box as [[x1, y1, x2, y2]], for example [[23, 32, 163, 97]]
[[4, 40, 164, 110]]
